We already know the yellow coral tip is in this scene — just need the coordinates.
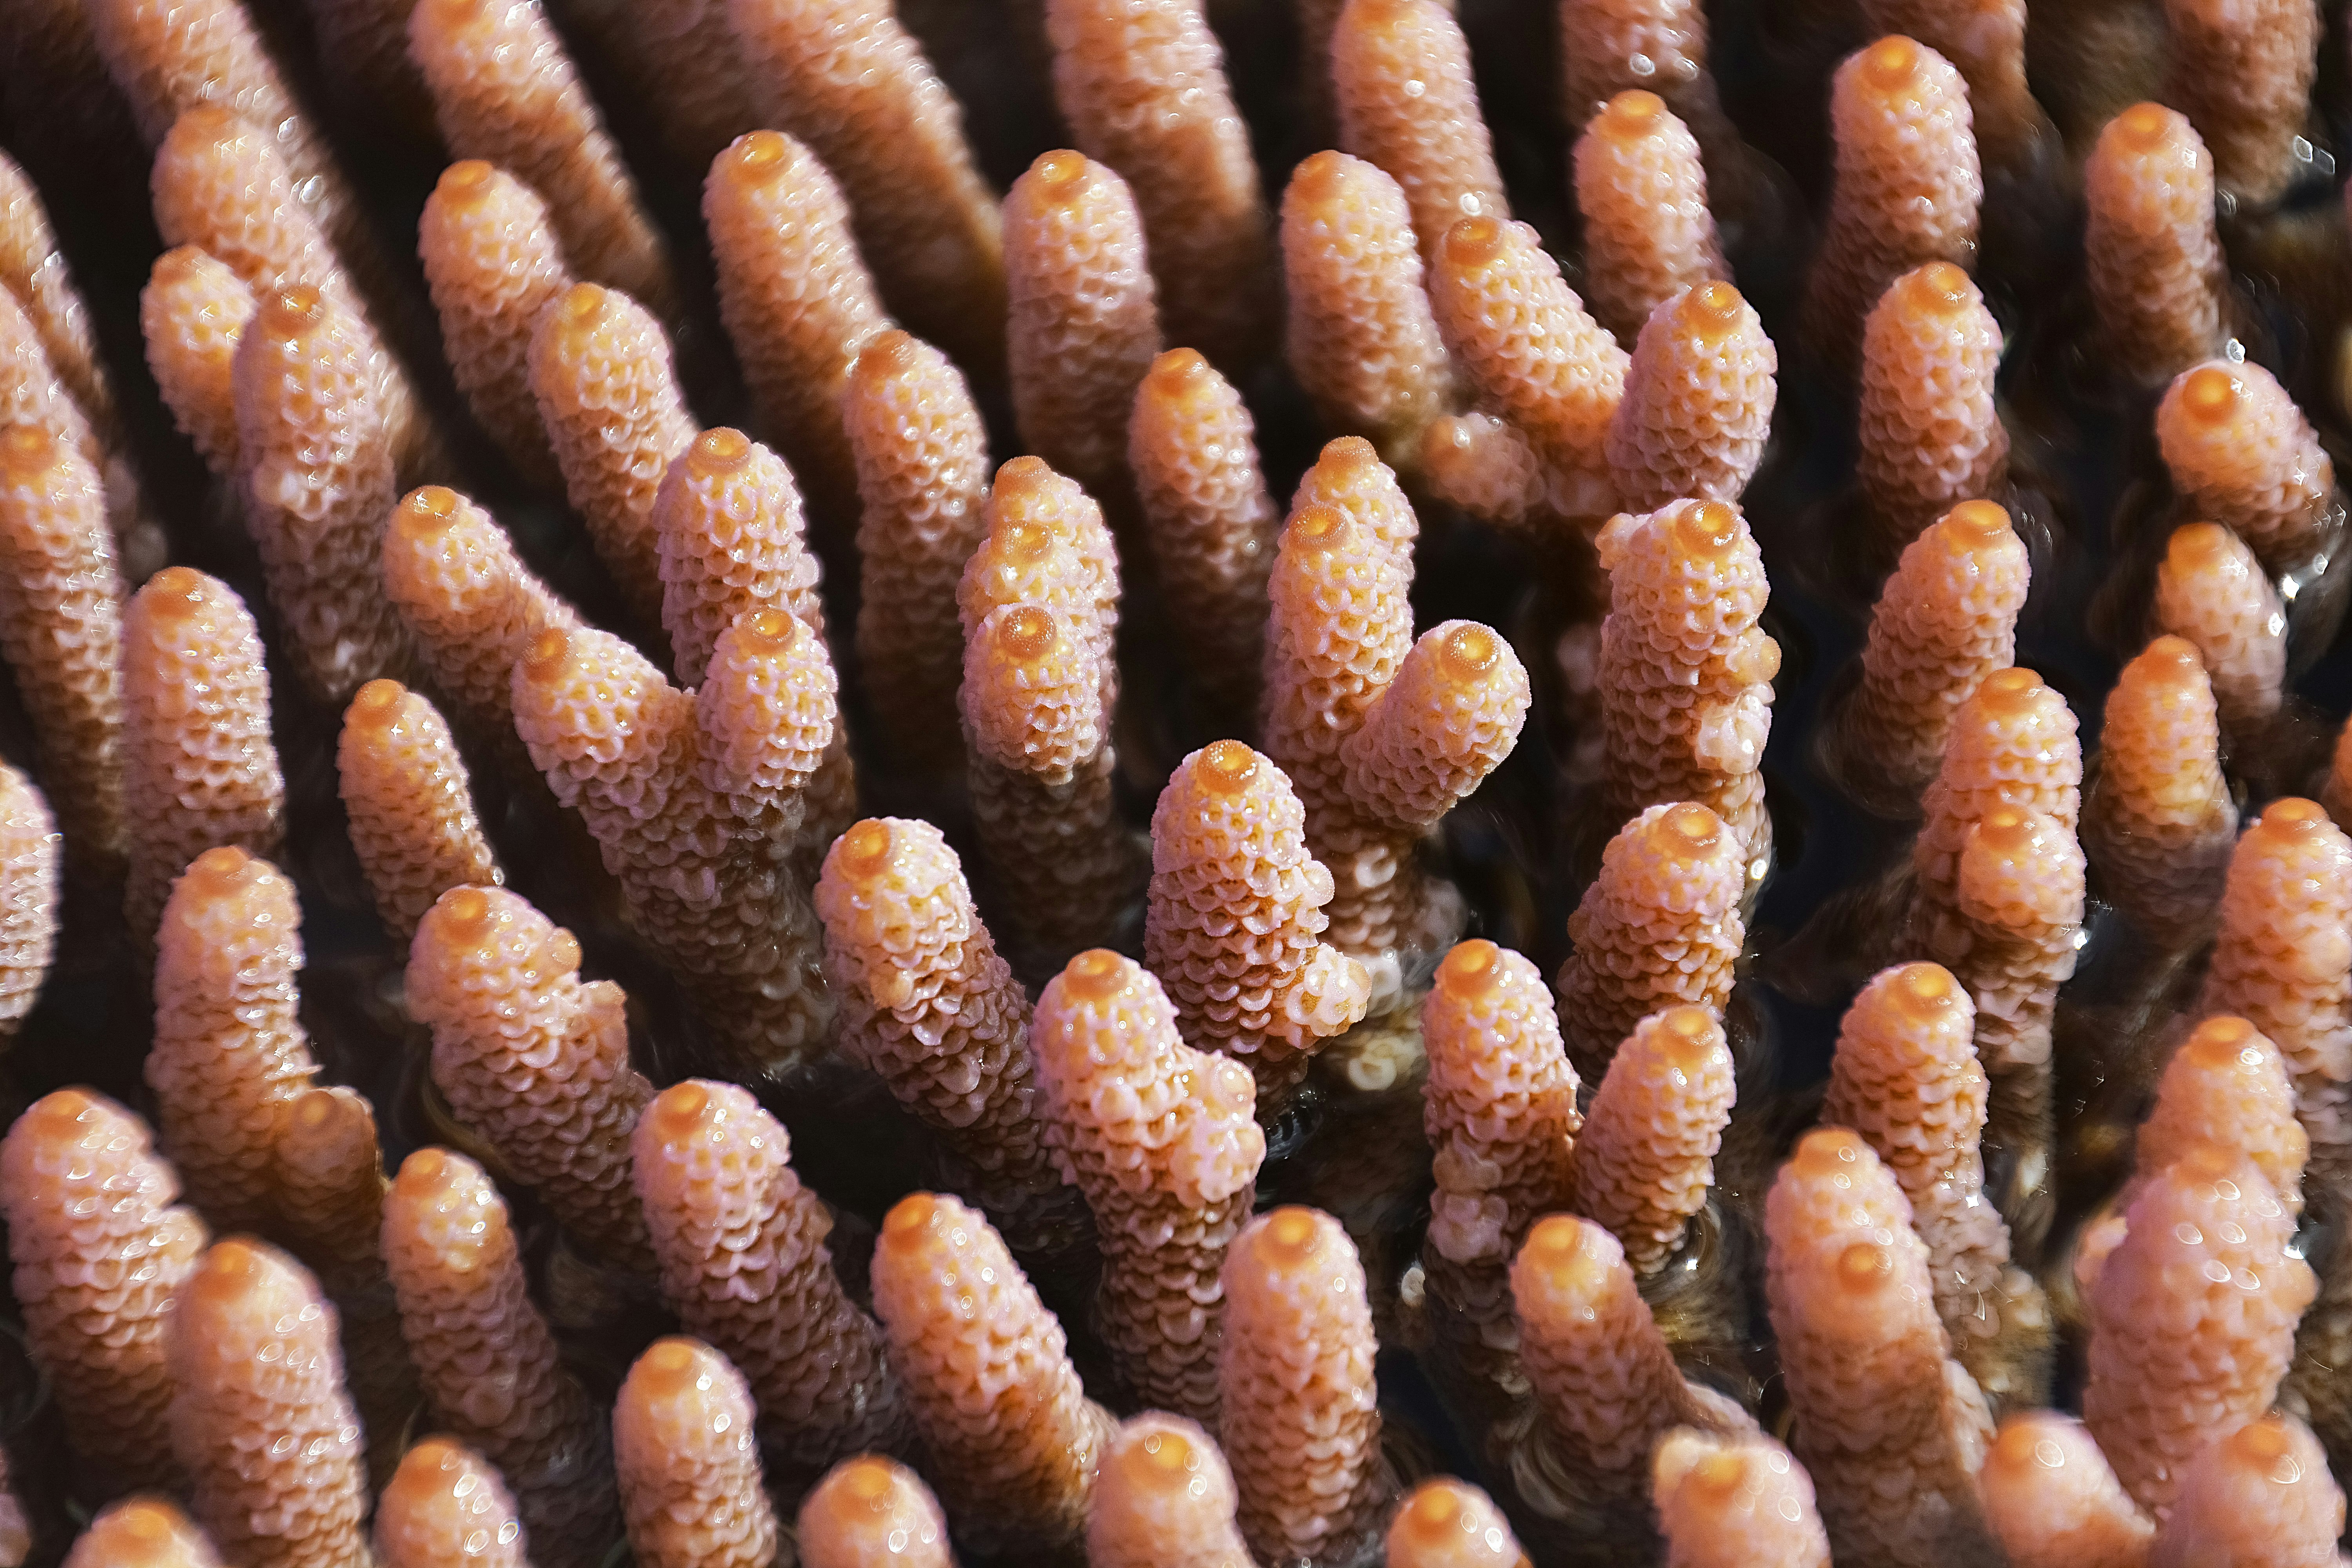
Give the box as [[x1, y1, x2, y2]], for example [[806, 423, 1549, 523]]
[[1974, 804, 2040, 854], [994, 604, 1059, 663], [1657, 1006, 1719, 1070], [692, 427, 753, 472], [186, 844, 256, 891], [1977, 666, 2042, 712], [145, 566, 209, 619], [1198, 739, 1260, 795], [1443, 215, 1509, 265], [882, 1193, 947, 1247], [556, 283, 607, 331], [651, 1081, 714, 1136], [262, 285, 326, 336], [638, 1338, 704, 1392], [857, 328, 919, 379], [1794, 1125, 1867, 1173], [2231, 1417, 2298, 1475], [2183, 1014, 2258, 1067], [839, 1457, 898, 1509], [1437, 938, 1504, 998], [438, 160, 495, 201], [837, 819, 895, 878], [1261, 1206, 1325, 1265], [1944, 499, 2011, 540], [1438, 622, 1504, 682], [1524, 1214, 1611, 1292], [2261, 797, 2328, 836], [1662, 802, 1725, 854], [1399, 1483, 1464, 1540], [436, 885, 495, 938], [1032, 149, 1091, 199], [1062, 947, 1130, 1001], [1673, 501, 1742, 557], [1602, 89, 1667, 134], [1861, 35, 1922, 91], [2181, 365, 2240, 424], [521, 627, 571, 681], [399, 486, 462, 535], [1289, 503, 1352, 552], [2115, 101, 2175, 151], [1689, 1450, 1748, 1496], [348, 679, 406, 731], [1891, 962, 1960, 1019], [732, 129, 791, 179], [1906, 262, 1972, 313]]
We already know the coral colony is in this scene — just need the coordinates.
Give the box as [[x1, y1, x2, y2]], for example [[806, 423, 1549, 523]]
[[22, 0, 2352, 1562]]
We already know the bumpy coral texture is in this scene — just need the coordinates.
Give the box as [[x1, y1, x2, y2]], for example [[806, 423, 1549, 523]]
[[1604, 281, 1776, 509], [1575, 92, 1729, 345], [1572, 1005, 1735, 1274], [149, 107, 421, 478], [815, 817, 1062, 1226], [406, 0, 674, 316], [2084, 103, 2226, 385], [2134, 1015, 2306, 1214], [119, 569, 284, 946], [381, 485, 578, 746], [2198, 798, 2352, 1180], [1129, 349, 1281, 716], [1045, 0, 1272, 370], [2149, 1414, 2345, 1566], [1513, 1216, 1729, 1499], [337, 680, 501, 944], [525, 283, 695, 626], [0, 1090, 205, 1491], [799, 1456, 956, 1568], [148, 847, 316, 1235], [87, 0, 365, 266], [1427, 215, 1629, 515], [1279, 151, 1455, 465], [726, 0, 1005, 367], [1947, 807, 2085, 1158], [0, 425, 123, 868], [269, 1086, 415, 1490], [1977, 1413, 2154, 1568], [2159, 0, 2318, 202], [1220, 1208, 1384, 1566], [1004, 151, 1160, 495], [2082, 1147, 2314, 1514], [232, 287, 410, 702], [1557, 0, 1735, 148], [703, 130, 889, 511], [2156, 361, 2334, 573], [407, 885, 658, 1270], [650, 427, 826, 683], [844, 330, 990, 774], [1087, 1414, 1253, 1568], [1652, 1429, 1833, 1568], [512, 619, 837, 1076], [1331, 0, 1508, 259], [2152, 521, 2285, 739], [1856, 263, 2008, 546], [1557, 801, 1747, 1074], [958, 464, 1136, 973], [613, 1339, 780, 1568], [2089, 635, 2230, 931], [1802, 38, 1983, 368], [1145, 741, 1370, 1093], [1908, 666, 2081, 955], [380, 1147, 616, 1567], [1821, 964, 2029, 1396], [869, 1193, 1114, 1555], [1839, 502, 2028, 806], [140, 246, 251, 476], [1596, 500, 1777, 856], [1417, 939, 1581, 1379], [168, 1240, 370, 1568], [632, 1079, 907, 1469], [0, 764, 55, 1035], [1031, 951, 1264, 1422], [0, 151, 114, 445], [1763, 1130, 2000, 1566], [63, 1500, 223, 1568], [376, 1439, 529, 1568], [1385, 1478, 1530, 1568], [417, 160, 570, 487]]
